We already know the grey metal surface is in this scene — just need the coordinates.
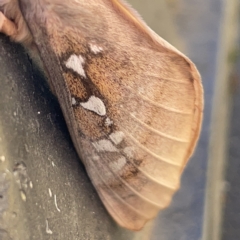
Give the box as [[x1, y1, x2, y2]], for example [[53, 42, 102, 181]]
[[222, 33, 240, 240]]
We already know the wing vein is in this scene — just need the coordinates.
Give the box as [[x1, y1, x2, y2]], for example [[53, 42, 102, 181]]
[[87, 158, 161, 217], [125, 159, 178, 190], [129, 113, 189, 143], [122, 131, 182, 166], [123, 84, 192, 115]]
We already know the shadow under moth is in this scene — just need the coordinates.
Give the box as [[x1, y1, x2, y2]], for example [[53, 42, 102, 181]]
[[0, 0, 203, 231]]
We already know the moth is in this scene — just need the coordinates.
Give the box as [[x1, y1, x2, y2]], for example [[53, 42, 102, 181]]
[[0, 0, 203, 231]]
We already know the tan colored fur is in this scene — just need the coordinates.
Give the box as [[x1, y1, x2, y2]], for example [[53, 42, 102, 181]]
[[0, 0, 31, 43]]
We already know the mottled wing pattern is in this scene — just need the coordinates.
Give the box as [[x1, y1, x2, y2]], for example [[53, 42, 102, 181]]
[[24, 0, 203, 230]]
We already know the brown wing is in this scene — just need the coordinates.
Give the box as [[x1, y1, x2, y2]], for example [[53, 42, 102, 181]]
[[22, 0, 203, 230]]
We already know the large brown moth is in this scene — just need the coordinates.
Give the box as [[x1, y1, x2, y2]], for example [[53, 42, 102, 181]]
[[0, 0, 203, 231]]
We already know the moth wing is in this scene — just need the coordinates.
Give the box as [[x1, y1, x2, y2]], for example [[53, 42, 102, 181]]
[[23, 0, 203, 230]]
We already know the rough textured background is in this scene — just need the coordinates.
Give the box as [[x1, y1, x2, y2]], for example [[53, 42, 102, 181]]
[[0, 37, 142, 240]]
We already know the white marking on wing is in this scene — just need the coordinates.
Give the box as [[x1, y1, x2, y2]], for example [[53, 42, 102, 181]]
[[71, 97, 77, 105], [109, 131, 124, 145], [89, 43, 103, 54], [123, 146, 135, 158], [109, 157, 126, 173], [80, 96, 106, 116], [105, 117, 113, 126], [65, 54, 86, 78], [92, 139, 118, 152]]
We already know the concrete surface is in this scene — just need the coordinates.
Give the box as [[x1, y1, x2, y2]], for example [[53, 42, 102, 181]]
[[0, 35, 157, 240]]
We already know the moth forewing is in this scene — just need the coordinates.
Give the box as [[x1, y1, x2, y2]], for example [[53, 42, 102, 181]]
[[0, 0, 203, 231]]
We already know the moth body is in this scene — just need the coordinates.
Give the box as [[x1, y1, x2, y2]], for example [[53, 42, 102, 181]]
[[0, 0, 203, 230]]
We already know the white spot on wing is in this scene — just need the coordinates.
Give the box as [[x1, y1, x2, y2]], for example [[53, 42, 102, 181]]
[[65, 54, 86, 78], [89, 43, 103, 54], [109, 131, 124, 145], [109, 157, 126, 173], [105, 117, 113, 126], [71, 97, 77, 105], [80, 96, 106, 116], [92, 139, 118, 152], [123, 146, 135, 158]]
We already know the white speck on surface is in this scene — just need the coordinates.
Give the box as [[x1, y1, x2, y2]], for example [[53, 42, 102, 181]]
[[37, 111, 40, 114], [89, 43, 103, 54], [109, 131, 124, 145], [92, 139, 118, 152], [105, 117, 113, 126], [29, 181, 33, 189], [20, 190, 26, 202], [80, 96, 106, 116], [24, 144, 29, 153], [109, 157, 126, 173], [51, 161, 55, 167], [65, 54, 86, 78], [71, 97, 77, 105], [123, 146, 135, 158], [48, 188, 52, 197], [46, 220, 53, 235], [13, 111, 17, 116], [54, 194, 61, 212], [0, 156, 5, 162]]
